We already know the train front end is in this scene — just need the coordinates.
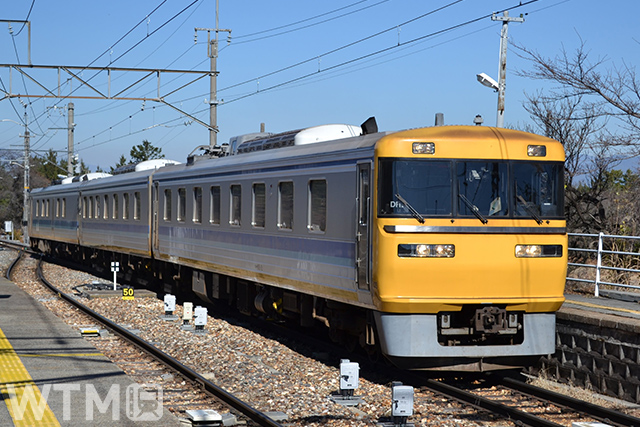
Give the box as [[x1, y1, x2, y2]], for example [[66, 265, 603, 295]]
[[372, 126, 566, 371]]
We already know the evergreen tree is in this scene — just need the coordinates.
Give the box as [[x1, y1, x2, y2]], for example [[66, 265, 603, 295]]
[[130, 140, 164, 163]]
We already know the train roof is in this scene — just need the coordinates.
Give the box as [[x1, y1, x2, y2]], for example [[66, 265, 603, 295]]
[[30, 123, 563, 196]]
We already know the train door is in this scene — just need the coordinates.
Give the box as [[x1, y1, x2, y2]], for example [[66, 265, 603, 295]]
[[76, 192, 82, 243], [356, 163, 371, 290], [152, 182, 159, 252]]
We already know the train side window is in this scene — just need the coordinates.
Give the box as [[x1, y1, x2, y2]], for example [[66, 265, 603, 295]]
[[177, 188, 186, 222], [252, 183, 265, 228], [278, 181, 293, 230], [55, 198, 60, 218], [210, 186, 220, 225], [62, 198, 66, 218], [193, 187, 202, 224], [113, 194, 119, 219], [358, 167, 369, 226], [83, 197, 88, 219], [36, 200, 40, 218], [123, 193, 130, 220], [308, 179, 326, 233], [46, 199, 50, 217], [134, 192, 141, 220], [103, 195, 109, 219], [164, 189, 172, 221], [96, 196, 101, 219], [230, 184, 241, 226]]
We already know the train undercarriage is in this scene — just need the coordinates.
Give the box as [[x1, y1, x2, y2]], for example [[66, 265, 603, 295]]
[[32, 237, 552, 371], [32, 238, 380, 360]]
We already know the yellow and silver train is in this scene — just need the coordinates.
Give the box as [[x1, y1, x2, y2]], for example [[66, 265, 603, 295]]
[[30, 119, 567, 371]]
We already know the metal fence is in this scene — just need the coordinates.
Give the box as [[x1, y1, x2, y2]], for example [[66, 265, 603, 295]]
[[567, 232, 640, 297]]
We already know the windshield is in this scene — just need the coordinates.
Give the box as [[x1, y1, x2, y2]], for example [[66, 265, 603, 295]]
[[457, 161, 508, 217], [378, 159, 563, 221], [513, 162, 563, 218], [378, 160, 452, 217]]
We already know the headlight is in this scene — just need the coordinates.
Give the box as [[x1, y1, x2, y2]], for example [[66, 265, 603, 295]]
[[412, 142, 435, 154], [527, 145, 547, 157], [398, 244, 455, 258], [515, 244, 562, 258]]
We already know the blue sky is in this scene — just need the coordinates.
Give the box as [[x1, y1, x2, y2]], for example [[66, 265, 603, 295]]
[[0, 0, 637, 172]]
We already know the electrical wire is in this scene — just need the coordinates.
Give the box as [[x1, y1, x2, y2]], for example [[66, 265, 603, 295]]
[[132, 1, 204, 69], [74, 0, 539, 154], [10, 34, 45, 137], [233, 0, 391, 45], [0, 76, 25, 126], [273, 24, 495, 92], [22, 1, 178, 124], [12, 0, 35, 37], [218, 0, 466, 94], [16, 0, 202, 154], [234, 0, 370, 39], [89, 0, 169, 69], [106, 1, 200, 68], [145, 0, 468, 108]]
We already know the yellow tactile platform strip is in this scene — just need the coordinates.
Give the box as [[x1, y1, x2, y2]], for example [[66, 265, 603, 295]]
[[566, 299, 640, 316], [0, 327, 60, 427]]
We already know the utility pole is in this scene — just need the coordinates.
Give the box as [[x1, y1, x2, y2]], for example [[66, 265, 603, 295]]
[[492, 11, 524, 128], [195, 0, 231, 148], [21, 110, 30, 245], [67, 102, 74, 177]]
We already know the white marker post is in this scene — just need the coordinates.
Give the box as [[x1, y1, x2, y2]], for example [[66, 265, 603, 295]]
[[111, 261, 120, 290]]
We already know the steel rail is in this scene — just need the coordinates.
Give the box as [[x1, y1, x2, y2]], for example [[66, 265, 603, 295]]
[[496, 375, 640, 427], [422, 378, 564, 427], [34, 256, 282, 427], [5, 247, 24, 280]]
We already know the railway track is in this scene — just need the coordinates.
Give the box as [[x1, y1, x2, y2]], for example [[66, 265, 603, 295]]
[[416, 373, 640, 427], [5, 243, 640, 426], [5, 246, 283, 427]]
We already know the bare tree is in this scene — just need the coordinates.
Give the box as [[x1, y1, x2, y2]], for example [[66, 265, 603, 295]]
[[516, 40, 640, 234], [517, 40, 640, 147], [523, 92, 605, 186]]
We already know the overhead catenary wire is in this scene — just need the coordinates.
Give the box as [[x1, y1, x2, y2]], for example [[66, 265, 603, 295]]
[[76, 0, 539, 154], [218, 0, 467, 95], [209, 1, 540, 106], [76, 2, 205, 119], [233, 0, 370, 40], [70, 0, 467, 150], [232, 0, 392, 45], [10, 33, 45, 137], [18, 0, 197, 132], [12, 0, 35, 37], [4, 1, 203, 156], [8, 0, 461, 157]]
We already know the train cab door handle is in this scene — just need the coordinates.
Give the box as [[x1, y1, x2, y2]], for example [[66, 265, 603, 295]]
[[356, 257, 362, 267], [356, 232, 362, 242]]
